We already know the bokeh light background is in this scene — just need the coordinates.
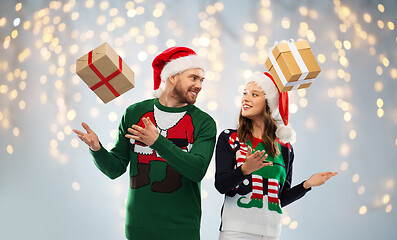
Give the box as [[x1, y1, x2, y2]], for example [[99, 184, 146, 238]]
[[1, 0, 396, 239]]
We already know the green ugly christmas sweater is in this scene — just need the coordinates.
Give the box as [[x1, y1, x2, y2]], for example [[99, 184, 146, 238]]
[[90, 98, 217, 240]]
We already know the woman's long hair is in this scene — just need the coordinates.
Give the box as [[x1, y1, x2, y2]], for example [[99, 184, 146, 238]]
[[237, 99, 280, 157]]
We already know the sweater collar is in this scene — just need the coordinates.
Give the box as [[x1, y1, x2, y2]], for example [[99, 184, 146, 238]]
[[154, 98, 193, 113]]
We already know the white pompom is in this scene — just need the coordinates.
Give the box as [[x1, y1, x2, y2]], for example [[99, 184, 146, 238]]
[[153, 88, 163, 98], [276, 123, 296, 143]]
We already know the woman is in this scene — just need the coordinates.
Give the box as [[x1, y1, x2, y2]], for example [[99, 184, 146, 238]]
[[215, 72, 337, 240]]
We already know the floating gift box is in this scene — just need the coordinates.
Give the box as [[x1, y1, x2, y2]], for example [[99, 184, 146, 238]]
[[265, 40, 321, 92], [76, 42, 135, 103]]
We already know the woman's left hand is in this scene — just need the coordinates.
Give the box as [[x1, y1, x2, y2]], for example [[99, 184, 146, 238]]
[[303, 172, 338, 189], [125, 117, 159, 146]]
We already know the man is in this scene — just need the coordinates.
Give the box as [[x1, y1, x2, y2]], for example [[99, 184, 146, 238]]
[[73, 47, 217, 240]]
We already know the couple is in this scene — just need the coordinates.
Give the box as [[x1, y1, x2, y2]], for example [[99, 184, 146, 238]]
[[73, 46, 337, 240]]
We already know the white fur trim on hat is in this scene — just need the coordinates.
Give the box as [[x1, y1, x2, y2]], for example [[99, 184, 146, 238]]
[[276, 123, 296, 143], [153, 84, 164, 98], [247, 73, 296, 143], [160, 55, 206, 82], [246, 72, 280, 113]]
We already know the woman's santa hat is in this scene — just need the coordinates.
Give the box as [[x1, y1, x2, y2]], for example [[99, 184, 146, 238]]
[[246, 72, 296, 143], [152, 46, 206, 97]]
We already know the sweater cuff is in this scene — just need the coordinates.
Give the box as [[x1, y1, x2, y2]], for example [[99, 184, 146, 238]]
[[237, 165, 251, 179], [301, 180, 312, 192], [150, 134, 167, 152], [89, 142, 107, 157]]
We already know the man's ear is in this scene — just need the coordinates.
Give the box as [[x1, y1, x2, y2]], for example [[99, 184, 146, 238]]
[[168, 74, 178, 85]]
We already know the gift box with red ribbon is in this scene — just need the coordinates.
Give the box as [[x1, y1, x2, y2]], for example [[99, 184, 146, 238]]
[[76, 42, 134, 103]]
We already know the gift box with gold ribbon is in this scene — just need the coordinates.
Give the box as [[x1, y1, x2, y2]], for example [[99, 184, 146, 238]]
[[76, 42, 135, 103], [265, 40, 321, 92]]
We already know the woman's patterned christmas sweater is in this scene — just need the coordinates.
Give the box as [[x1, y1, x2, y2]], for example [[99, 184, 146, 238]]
[[215, 129, 310, 238]]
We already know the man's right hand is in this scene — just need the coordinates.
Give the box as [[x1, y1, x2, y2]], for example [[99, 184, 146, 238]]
[[73, 122, 101, 151]]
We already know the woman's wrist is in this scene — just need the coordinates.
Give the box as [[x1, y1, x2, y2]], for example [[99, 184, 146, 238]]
[[303, 180, 311, 189], [241, 164, 251, 176]]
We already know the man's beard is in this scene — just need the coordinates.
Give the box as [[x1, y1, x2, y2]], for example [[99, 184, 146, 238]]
[[173, 81, 198, 105]]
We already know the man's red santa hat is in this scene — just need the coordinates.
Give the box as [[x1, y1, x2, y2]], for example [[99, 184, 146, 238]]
[[152, 46, 206, 97], [246, 72, 296, 143]]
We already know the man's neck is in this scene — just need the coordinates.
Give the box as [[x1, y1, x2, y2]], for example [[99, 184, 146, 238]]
[[158, 92, 188, 108]]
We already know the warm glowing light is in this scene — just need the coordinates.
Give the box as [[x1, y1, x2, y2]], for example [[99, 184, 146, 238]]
[[0, 18, 6, 27], [299, 6, 308, 16], [299, 98, 308, 108], [215, 2, 224, 11], [11, 30, 18, 39], [71, 12, 79, 21], [9, 89, 18, 100], [289, 221, 298, 230], [337, 69, 345, 79], [377, 108, 384, 118], [85, 0, 94, 8], [207, 101, 218, 111], [344, 112, 351, 122], [349, 130, 356, 140], [67, 109, 77, 121], [290, 104, 298, 114], [382, 58, 390, 67], [71, 138, 79, 148], [386, 179, 395, 189], [317, 54, 326, 64], [359, 205, 367, 215], [110, 129, 118, 140], [281, 216, 291, 225], [54, 80, 63, 90], [363, 13, 371, 23], [125, 1, 135, 9], [137, 51, 148, 61], [72, 182, 81, 191], [109, 112, 118, 122], [376, 98, 384, 108], [374, 81, 383, 92], [340, 143, 350, 157], [305, 117, 315, 129], [100, 1, 109, 10], [382, 194, 390, 204], [343, 41, 351, 50], [15, 3, 22, 11], [386, 204, 392, 213], [358, 186, 365, 195], [388, 21, 395, 30], [12, 127, 20, 137], [166, 39, 176, 48], [281, 17, 290, 29], [7, 145, 14, 154], [57, 131, 65, 141], [378, 4, 385, 13], [245, 36, 255, 47], [19, 100, 26, 110], [136, 7, 145, 15], [377, 20, 385, 29], [339, 56, 348, 67], [40, 92, 47, 104], [352, 174, 359, 183], [335, 40, 342, 49]]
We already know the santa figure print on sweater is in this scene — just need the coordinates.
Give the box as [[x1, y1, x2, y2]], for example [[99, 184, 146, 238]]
[[130, 105, 194, 193]]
